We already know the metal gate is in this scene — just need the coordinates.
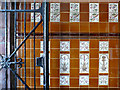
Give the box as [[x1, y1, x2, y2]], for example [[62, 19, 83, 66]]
[[0, 0, 49, 89]]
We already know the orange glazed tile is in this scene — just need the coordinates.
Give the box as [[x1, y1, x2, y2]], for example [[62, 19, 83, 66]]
[[60, 22, 69, 32], [50, 49, 60, 58], [50, 59, 59, 69], [80, 23, 89, 33], [50, 69, 59, 77], [26, 49, 30, 58], [99, 13, 108, 22], [50, 79, 59, 87], [109, 59, 118, 69], [109, 39, 119, 48], [60, 13, 69, 22], [51, 39, 60, 48], [70, 59, 79, 69], [35, 39, 40, 48], [36, 78, 40, 87], [26, 39, 30, 48], [70, 22, 80, 33], [89, 79, 98, 87], [80, 3, 89, 12], [80, 13, 89, 22], [99, 23, 108, 33], [26, 69, 30, 77], [22, 22, 30, 33], [89, 69, 98, 77], [109, 78, 118, 87], [70, 69, 79, 77], [90, 59, 99, 69], [90, 49, 99, 58], [99, 3, 108, 12], [90, 23, 99, 33], [26, 59, 30, 67], [70, 79, 79, 87], [90, 39, 99, 48], [109, 49, 119, 59], [26, 78, 31, 86], [60, 3, 70, 12], [109, 68, 118, 77], [70, 49, 79, 58], [109, 23, 119, 33], [70, 39, 79, 48], [35, 49, 40, 57]]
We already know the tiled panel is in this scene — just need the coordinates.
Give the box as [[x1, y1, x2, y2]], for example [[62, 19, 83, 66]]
[[99, 41, 109, 51], [60, 54, 70, 73], [79, 75, 89, 85], [99, 75, 108, 85], [50, 3, 60, 22], [70, 3, 80, 22], [60, 41, 70, 51], [31, 3, 41, 22], [89, 3, 99, 22], [80, 53, 89, 73], [60, 75, 70, 86], [109, 3, 118, 22], [99, 54, 109, 73], [40, 75, 50, 85], [80, 41, 89, 51]]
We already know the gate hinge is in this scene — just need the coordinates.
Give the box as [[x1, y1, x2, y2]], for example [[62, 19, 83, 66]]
[[36, 57, 44, 67]]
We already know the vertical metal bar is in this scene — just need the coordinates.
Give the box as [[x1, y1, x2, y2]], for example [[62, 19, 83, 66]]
[[14, 1, 17, 89], [24, 0, 26, 90], [5, 0, 8, 89], [43, 1, 49, 90], [34, 1, 36, 89]]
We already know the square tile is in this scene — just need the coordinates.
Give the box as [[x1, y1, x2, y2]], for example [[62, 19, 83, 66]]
[[50, 3, 60, 13], [70, 13, 80, 22], [109, 13, 118, 22], [31, 3, 41, 22], [50, 12, 60, 22], [89, 3, 99, 13], [70, 3, 80, 13], [109, 3, 118, 13], [99, 54, 109, 73], [80, 53, 89, 73], [60, 41, 70, 51], [89, 12, 99, 22], [99, 75, 108, 85], [80, 41, 89, 51], [79, 75, 89, 85], [40, 75, 50, 85], [60, 54, 70, 73], [99, 41, 109, 51], [40, 41, 50, 51], [60, 75, 70, 86]]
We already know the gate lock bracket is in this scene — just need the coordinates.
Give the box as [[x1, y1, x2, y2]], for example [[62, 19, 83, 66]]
[[36, 57, 44, 67]]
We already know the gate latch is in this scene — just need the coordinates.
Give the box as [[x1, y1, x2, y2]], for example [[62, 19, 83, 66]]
[[36, 57, 44, 67]]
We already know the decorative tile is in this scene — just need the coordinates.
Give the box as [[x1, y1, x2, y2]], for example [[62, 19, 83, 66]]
[[80, 53, 89, 73], [89, 3, 99, 13], [79, 75, 89, 85], [31, 3, 41, 22], [99, 75, 108, 85], [89, 12, 99, 22], [99, 41, 109, 51], [99, 54, 109, 73], [109, 3, 118, 22], [70, 3, 80, 22], [40, 75, 50, 85], [60, 76, 69, 85], [60, 41, 70, 51], [40, 41, 50, 51], [50, 3, 60, 12], [80, 41, 89, 51], [50, 3, 60, 22], [60, 54, 70, 73]]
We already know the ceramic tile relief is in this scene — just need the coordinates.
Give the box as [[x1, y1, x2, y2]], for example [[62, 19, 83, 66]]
[[40, 41, 50, 51], [31, 3, 41, 22], [60, 76, 70, 85], [60, 41, 70, 51], [99, 41, 109, 51], [99, 54, 109, 73], [89, 3, 99, 22], [40, 75, 50, 85], [80, 41, 89, 51], [79, 75, 89, 85], [109, 3, 118, 22], [50, 3, 60, 22], [60, 54, 70, 73], [70, 3, 80, 22], [80, 53, 89, 73], [99, 75, 108, 85]]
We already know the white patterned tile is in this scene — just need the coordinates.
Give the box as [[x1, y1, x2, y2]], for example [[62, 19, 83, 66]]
[[79, 75, 89, 85], [80, 41, 89, 51], [31, 3, 41, 22], [60, 54, 70, 73], [70, 13, 80, 22], [40, 41, 50, 51], [60, 76, 70, 86], [109, 12, 118, 22], [99, 41, 109, 51], [89, 3, 99, 13], [99, 75, 108, 85], [109, 3, 118, 13], [50, 3, 60, 13], [60, 41, 70, 51], [40, 75, 50, 85], [80, 53, 89, 73], [89, 12, 99, 22], [50, 12, 60, 22], [70, 3, 79, 13], [99, 54, 109, 73]]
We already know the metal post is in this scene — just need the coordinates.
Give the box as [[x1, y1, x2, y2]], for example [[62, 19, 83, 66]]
[[43, 1, 49, 90]]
